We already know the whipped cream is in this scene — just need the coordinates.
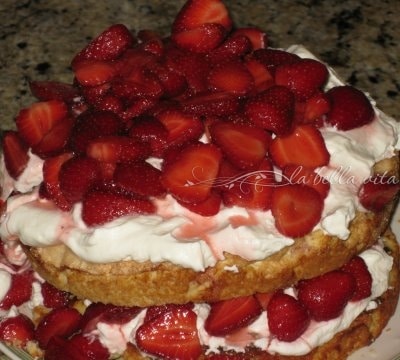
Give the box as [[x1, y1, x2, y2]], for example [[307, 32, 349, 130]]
[[0, 46, 398, 270]]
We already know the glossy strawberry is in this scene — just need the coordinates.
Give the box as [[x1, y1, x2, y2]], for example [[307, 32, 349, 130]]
[[205, 295, 262, 336], [144, 303, 194, 323], [210, 121, 271, 170], [41, 282, 76, 309], [358, 175, 400, 212], [0, 271, 34, 310], [67, 334, 110, 360], [244, 85, 295, 135], [74, 60, 116, 87], [302, 91, 331, 123], [36, 307, 82, 349], [269, 124, 330, 169], [29, 80, 80, 103], [341, 256, 372, 301], [206, 34, 252, 64], [244, 57, 274, 92], [275, 58, 329, 101], [232, 27, 267, 50], [267, 292, 310, 342], [297, 270, 356, 321], [271, 184, 323, 237], [253, 48, 300, 70], [178, 190, 222, 216], [81, 189, 156, 226], [2, 131, 29, 179], [136, 307, 202, 360], [326, 85, 375, 130], [0, 314, 35, 347]]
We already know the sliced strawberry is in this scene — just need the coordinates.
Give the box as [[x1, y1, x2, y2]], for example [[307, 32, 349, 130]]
[[161, 142, 222, 203], [210, 121, 271, 170], [178, 190, 222, 216], [172, 23, 226, 53], [254, 292, 273, 310], [121, 97, 158, 123], [72, 24, 134, 68], [204, 295, 262, 336], [2, 131, 29, 179], [206, 34, 252, 65], [180, 92, 240, 117], [358, 175, 400, 212], [0, 271, 33, 310], [275, 58, 329, 101], [129, 115, 168, 156], [136, 307, 202, 360], [94, 94, 124, 114], [341, 256, 372, 301], [269, 124, 330, 168], [82, 189, 156, 226], [282, 165, 330, 199], [244, 58, 274, 92], [29, 81, 80, 103], [41, 281, 76, 309], [326, 85, 375, 130], [302, 91, 331, 123], [86, 135, 151, 163], [147, 63, 187, 98], [172, 0, 232, 33], [32, 117, 74, 158], [35, 307, 82, 349], [155, 108, 204, 149], [271, 184, 323, 237], [59, 156, 100, 203], [114, 161, 166, 197], [297, 270, 356, 321], [232, 27, 267, 50], [222, 158, 275, 210], [144, 303, 194, 323], [42, 153, 74, 210], [0, 314, 35, 347], [267, 292, 310, 342], [66, 334, 110, 360], [74, 60, 116, 87], [253, 48, 300, 71], [15, 100, 68, 147], [208, 60, 254, 95], [244, 85, 295, 135]]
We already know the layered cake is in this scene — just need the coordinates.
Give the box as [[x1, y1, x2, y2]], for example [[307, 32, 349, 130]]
[[0, 0, 399, 359]]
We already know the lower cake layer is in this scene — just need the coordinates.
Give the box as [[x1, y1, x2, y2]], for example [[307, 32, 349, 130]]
[[25, 201, 396, 307]]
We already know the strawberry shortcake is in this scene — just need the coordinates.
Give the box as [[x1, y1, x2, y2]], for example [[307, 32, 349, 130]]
[[0, 0, 399, 359]]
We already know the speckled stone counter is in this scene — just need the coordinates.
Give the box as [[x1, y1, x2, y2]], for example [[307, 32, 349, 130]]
[[0, 0, 398, 131]]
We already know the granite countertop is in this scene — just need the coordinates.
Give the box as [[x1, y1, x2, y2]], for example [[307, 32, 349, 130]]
[[0, 0, 398, 131]]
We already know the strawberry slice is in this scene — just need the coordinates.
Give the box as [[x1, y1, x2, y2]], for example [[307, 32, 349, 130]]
[[358, 175, 400, 212], [341, 256, 372, 301], [144, 303, 194, 323], [161, 143, 222, 203], [114, 161, 166, 197], [0, 271, 33, 310], [208, 60, 254, 95], [15, 100, 68, 147], [271, 184, 323, 237], [0, 314, 35, 347], [178, 190, 222, 216], [172, 23, 226, 53], [206, 34, 252, 65], [267, 292, 310, 342], [302, 91, 331, 123], [42, 152, 74, 211], [65, 334, 110, 360], [86, 135, 151, 163], [253, 48, 300, 71], [297, 270, 356, 321], [209, 121, 271, 170], [59, 156, 101, 203], [35, 307, 82, 349], [204, 295, 262, 336], [81, 189, 156, 226], [2, 131, 29, 179], [244, 58, 274, 92], [74, 60, 116, 87], [155, 108, 204, 149], [172, 0, 232, 33], [71, 24, 134, 68], [326, 85, 375, 130], [275, 58, 329, 101], [29, 81, 80, 103], [244, 85, 295, 135], [269, 124, 330, 169], [232, 27, 267, 50], [136, 307, 202, 360], [41, 281, 76, 309]]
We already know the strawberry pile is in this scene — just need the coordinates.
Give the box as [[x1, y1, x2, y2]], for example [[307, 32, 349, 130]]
[[2, 0, 397, 237], [0, 244, 374, 359]]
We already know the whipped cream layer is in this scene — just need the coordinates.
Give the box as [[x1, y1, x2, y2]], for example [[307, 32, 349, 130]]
[[91, 242, 393, 357], [0, 45, 399, 270]]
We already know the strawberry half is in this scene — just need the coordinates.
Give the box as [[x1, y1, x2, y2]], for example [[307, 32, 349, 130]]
[[41, 282, 76, 309], [29, 80, 80, 103], [205, 295, 262, 336], [0, 271, 34, 310], [269, 124, 330, 169], [2, 131, 29, 179], [136, 307, 202, 360], [341, 256, 372, 301], [271, 184, 323, 237], [161, 142, 222, 203], [0, 314, 35, 347]]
